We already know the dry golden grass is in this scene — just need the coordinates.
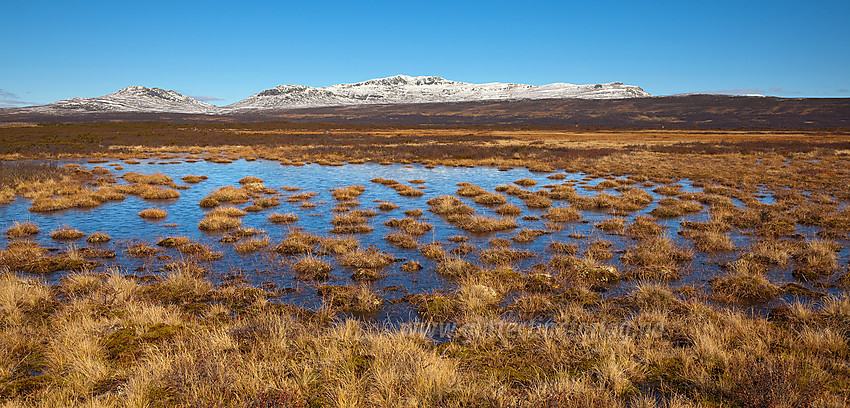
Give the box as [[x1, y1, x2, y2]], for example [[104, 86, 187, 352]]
[[268, 212, 298, 224], [5, 221, 39, 238], [292, 254, 333, 280], [233, 237, 270, 253], [181, 174, 208, 183], [85, 232, 111, 244], [384, 232, 418, 249], [198, 214, 242, 232], [49, 226, 86, 240], [138, 207, 167, 219]]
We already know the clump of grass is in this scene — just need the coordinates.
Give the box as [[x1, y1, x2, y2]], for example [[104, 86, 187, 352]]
[[338, 246, 395, 269], [238, 176, 263, 185], [621, 236, 693, 280], [292, 254, 333, 280], [181, 175, 207, 183], [457, 184, 487, 197], [317, 284, 382, 312], [450, 243, 475, 256], [126, 243, 160, 257], [653, 184, 683, 196], [496, 183, 529, 196], [420, 242, 446, 260], [198, 214, 242, 232], [523, 194, 551, 208], [748, 240, 792, 266], [275, 229, 321, 255], [207, 206, 247, 218], [630, 281, 678, 309], [403, 208, 423, 217], [384, 217, 433, 235], [177, 242, 223, 261], [157, 236, 190, 248], [548, 241, 577, 254], [494, 204, 521, 216], [427, 195, 474, 216], [510, 293, 555, 317], [650, 199, 703, 218], [514, 178, 537, 187], [330, 213, 372, 234], [138, 208, 167, 219], [594, 218, 625, 233], [680, 227, 734, 252], [6, 221, 39, 238], [473, 192, 507, 205], [137, 185, 181, 200], [512, 228, 546, 243], [384, 232, 418, 249], [543, 206, 581, 222], [378, 202, 399, 211], [627, 216, 664, 238], [253, 196, 280, 208], [331, 185, 366, 201], [370, 177, 398, 185], [50, 226, 85, 240], [436, 257, 480, 278], [234, 238, 270, 253], [550, 255, 621, 286], [319, 235, 359, 254], [268, 212, 298, 224], [122, 172, 174, 185], [448, 235, 468, 243], [713, 271, 779, 303], [201, 185, 250, 207], [793, 240, 839, 281], [390, 184, 425, 197], [488, 238, 512, 248], [454, 215, 518, 233], [85, 232, 111, 244], [585, 239, 614, 261]]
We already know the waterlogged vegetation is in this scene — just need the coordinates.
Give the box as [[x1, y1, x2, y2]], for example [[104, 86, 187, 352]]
[[0, 125, 849, 406]]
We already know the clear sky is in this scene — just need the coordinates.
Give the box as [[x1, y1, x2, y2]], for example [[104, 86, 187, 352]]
[[1, 0, 848, 107]]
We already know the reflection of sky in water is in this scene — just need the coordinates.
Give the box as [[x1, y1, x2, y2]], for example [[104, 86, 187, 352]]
[[1, 158, 846, 321]]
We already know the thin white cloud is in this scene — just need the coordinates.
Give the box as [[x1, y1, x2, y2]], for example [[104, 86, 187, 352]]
[[0, 88, 38, 107]]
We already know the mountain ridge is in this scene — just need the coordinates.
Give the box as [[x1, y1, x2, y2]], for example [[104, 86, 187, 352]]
[[10, 75, 652, 115]]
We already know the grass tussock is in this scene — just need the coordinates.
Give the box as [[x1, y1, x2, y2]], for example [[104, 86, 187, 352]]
[[267, 212, 298, 224], [6, 221, 39, 238], [338, 246, 395, 270], [621, 236, 693, 280], [292, 254, 333, 280], [234, 237, 270, 253], [543, 206, 581, 222], [85, 232, 110, 244], [384, 217, 433, 235], [198, 214, 242, 232], [181, 174, 208, 183], [49, 226, 86, 241], [494, 204, 522, 216], [138, 208, 167, 219], [384, 232, 418, 249]]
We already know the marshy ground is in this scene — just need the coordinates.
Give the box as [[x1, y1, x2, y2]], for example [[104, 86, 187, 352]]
[[0, 123, 849, 407]]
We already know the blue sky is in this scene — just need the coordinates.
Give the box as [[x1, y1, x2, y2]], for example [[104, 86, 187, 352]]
[[1, 0, 848, 107]]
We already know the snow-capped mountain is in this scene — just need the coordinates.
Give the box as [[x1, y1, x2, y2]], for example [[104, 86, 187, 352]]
[[31, 86, 219, 114], [226, 75, 651, 110], [14, 76, 651, 116]]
